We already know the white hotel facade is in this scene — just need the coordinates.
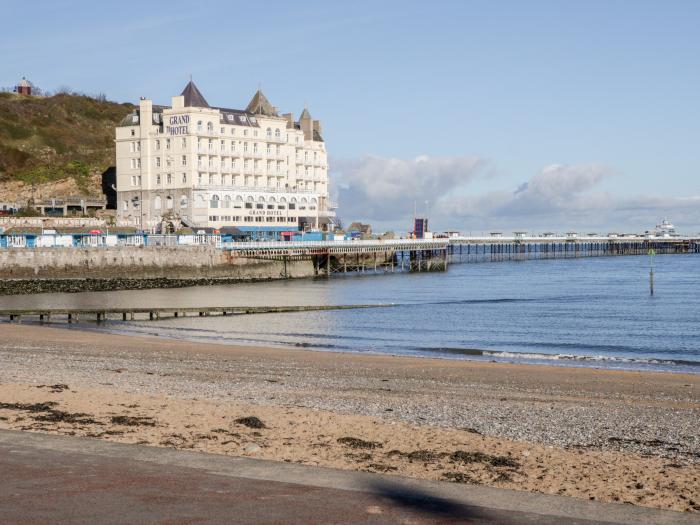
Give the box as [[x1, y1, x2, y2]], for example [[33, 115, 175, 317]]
[[115, 81, 335, 237]]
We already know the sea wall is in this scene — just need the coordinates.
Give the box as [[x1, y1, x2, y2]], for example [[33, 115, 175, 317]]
[[0, 246, 314, 281]]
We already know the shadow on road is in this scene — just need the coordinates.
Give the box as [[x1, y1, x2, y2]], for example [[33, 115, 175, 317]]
[[367, 479, 488, 522]]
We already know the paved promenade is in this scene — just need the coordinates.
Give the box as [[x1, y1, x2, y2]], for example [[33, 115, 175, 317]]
[[0, 430, 694, 525]]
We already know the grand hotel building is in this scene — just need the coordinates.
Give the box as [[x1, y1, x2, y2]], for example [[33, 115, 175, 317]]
[[115, 81, 335, 236]]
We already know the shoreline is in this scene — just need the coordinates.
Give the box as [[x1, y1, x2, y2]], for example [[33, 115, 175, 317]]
[[7, 318, 700, 376], [1, 324, 698, 513]]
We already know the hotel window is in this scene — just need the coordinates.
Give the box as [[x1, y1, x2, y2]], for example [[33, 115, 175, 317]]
[[131, 175, 136, 186], [198, 173, 204, 184], [232, 159, 237, 169], [244, 159, 249, 169], [275, 129, 280, 139], [156, 174, 161, 185], [231, 127, 235, 135], [304, 151, 308, 161], [230, 141, 235, 152], [155, 139, 160, 150], [181, 137, 186, 148], [181, 155, 187, 166], [207, 122, 214, 134], [243, 129, 248, 136], [197, 121, 203, 132], [255, 216, 263, 222], [138, 175, 142, 184], [266, 127, 272, 139], [220, 127, 225, 134], [180, 196, 188, 208], [167, 174, 172, 184], [182, 173, 187, 183], [253, 143, 258, 153], [209, 174, 214, 184], [243, 143, 248, 153], [220, 140, 225, 151], [253, 130, 258, 137], [208, 139, 214, 150], [165, 139, 171, 150], [131, 129, 135, 136], [166, 196, 173, 210], [266, 145, 272, 155], [136, 158, 141, 168], [166, 158, 172, 167], [289, 203, 296, 210], [155, 157, 161, 168]]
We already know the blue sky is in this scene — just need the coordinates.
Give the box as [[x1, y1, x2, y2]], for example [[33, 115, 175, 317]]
[[3, 0, 699, 232]]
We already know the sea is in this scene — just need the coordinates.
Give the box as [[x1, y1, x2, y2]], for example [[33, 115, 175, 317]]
[[2, 254, 699, 373]]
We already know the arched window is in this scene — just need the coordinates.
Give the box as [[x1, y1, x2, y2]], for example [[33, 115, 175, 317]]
[[180, 195, 188, 208], [210, 194, 220, 208], [246, 196, 254, 202], [235, 195, 244, 202], [279, 197, 287, 204], [274, 128, 280, 139], [258, 196, 265, 203], [207, 122, 214, 134], [301, 197, 308, 204], [290, 197, 297, 204], [310, 197, 317, 205], [197, 121, 203, 132], [268, 196, 276, 204], [154, 196, 162, 210], [166, 196, 173, 210], [266, 127, 272, 139]]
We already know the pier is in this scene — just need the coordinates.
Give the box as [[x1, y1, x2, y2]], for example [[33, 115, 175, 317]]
[[225, 239, 450, 275], [0, 304, 392, 324], [447, 235, 700, 263]]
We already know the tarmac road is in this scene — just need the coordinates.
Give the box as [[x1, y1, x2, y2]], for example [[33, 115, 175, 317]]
[[0, 430, 694, 525]]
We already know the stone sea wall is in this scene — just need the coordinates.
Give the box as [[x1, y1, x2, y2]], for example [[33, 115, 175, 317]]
[[0, 246, 315, 294]]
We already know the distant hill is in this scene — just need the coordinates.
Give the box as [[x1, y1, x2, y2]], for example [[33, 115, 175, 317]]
[[0, 92, 134, 203]]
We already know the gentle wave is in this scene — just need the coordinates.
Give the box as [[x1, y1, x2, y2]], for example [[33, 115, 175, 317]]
[[412, 346, 700, 368]]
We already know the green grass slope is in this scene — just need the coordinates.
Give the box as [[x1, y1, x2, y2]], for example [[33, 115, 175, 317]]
[[0, 92, 134, 195]]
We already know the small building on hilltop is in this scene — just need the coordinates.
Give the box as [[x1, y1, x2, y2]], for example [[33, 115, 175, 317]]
[[14, 77, 34, 96]]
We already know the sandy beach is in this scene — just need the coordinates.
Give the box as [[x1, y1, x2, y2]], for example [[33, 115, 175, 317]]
[[0, 323, 698, 513]]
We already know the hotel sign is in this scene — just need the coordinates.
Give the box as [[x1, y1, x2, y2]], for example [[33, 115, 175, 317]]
[[250, 210, 283, 216], [166, 115, 189, 135]]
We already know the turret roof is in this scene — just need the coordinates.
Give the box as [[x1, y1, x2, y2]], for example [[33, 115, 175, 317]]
[[246, 90, 277, 116], [180, 80, 209, 108]]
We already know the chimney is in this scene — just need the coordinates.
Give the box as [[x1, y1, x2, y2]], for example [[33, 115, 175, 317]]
[[282, 113, 294, 128], [171, 95, 184, 109], [139, 98, 153, 128]]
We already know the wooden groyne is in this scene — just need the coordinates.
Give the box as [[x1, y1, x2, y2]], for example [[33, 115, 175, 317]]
[[0, 304, 392, 323]]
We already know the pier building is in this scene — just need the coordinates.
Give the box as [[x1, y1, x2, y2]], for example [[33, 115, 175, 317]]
[[115, 81, 335, 238]]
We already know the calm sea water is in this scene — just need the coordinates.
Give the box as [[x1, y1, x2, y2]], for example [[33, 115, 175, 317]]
[[2, 254, 699, 373]]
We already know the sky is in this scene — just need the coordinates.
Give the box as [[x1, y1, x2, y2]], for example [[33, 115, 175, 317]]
[[2, 0, 699, 234]]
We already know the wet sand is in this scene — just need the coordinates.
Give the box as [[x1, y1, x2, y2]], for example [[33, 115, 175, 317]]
[[0, 324, 698, 513]]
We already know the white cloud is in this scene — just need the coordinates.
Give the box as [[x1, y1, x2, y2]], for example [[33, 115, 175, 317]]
[[332, 158, 700, 234], [331, 155, 483, 227]]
